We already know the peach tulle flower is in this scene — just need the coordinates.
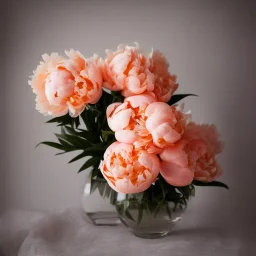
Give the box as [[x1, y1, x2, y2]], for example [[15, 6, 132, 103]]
[[101, 43, 154, 97], [29, 50, 102, 117], [148, 50, 178, 102], [100, 142, 161, 193], [145, 102, 190, 148], [160, 122, 223, 186]]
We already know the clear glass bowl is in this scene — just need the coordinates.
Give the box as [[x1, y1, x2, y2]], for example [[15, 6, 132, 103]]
[[115, 193, 189, 239]]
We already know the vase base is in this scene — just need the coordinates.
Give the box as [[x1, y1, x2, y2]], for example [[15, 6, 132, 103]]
[[86, 211, 121, 226], [133, 230, 169, 239]]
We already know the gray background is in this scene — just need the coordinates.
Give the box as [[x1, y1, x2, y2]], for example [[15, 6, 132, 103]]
[[1, 0, 255, 240]]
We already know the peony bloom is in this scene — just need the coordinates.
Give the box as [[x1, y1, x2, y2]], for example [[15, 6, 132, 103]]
[[29, 50, 102, 117], [183, 122, 223, 155], [101, 43, 154, 97], [149, 50, 178, 102], [106, 93, 160, 153], [160, 122, 223, 186], [100, 142, 161, 193], [107, 95, 189, 153], [145, 102, 190, 148]]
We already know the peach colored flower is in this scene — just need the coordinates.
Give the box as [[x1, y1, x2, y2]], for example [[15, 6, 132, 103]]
[[149, 50, 178, 102], [160, 142, 194, 186], [29, 50, 102, 117], [100, 142, 161, 193], [107, 95, 189, 153], [145, 102, 190, 148], [101, 43, 154, 97], [160, 122, 223, 186], [183, 122, 223, 155], [106, 93, 160, 153]]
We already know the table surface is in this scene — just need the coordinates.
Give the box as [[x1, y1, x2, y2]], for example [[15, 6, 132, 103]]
[[0, 208, 254, 256]]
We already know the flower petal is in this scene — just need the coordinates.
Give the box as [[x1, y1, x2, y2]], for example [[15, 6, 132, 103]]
[[160, 161, 194, 187]]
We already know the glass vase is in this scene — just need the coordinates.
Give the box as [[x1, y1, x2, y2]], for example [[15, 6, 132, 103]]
[[81, 178, 121, 226], [115, 183, 194, 239], [81, 176, 194, 237], [116, 194, 188, 238]]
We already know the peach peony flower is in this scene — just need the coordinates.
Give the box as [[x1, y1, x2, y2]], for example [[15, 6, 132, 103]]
[[183, 122, 223, 155], [100, 142, 161, 193], [107, 95, 189, 153], [160, 122, 223, 186], [101, 43, 154, 97], [145, 102, 190, 148], [106, 93, 160, 153], [29, 50, 102, 117], [149, 50, 178, 102]]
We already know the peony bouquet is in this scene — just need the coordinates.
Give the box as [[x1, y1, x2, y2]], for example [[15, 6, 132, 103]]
[[29, 44, 228, 232]]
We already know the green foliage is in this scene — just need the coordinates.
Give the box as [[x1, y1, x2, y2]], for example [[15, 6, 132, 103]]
[[115, 177, 195, 224], [193, 180, 229, 189], [37, 90, 121, 178], [47, 113, 80, 128], [167, 94, 198, 106]]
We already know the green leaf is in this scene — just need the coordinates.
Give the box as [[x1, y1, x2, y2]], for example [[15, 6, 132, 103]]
[[177, 186, 191, 200], [83, 142, 107, 155], [91, 166, 100, 179], [72, 117, 80, 129], [78, 157, 101, 173], [173, 203, 178, 212], [36, 141, 64, 151], [137, 202, 144, 225], [134, 192, 144, 202], [68, 151, 88, 164], [110, 190, 117, 205], [192, 180, 229, 189], [63, 126, 98, 144], [158, 178, 167, 199], [166, 204, 172, 219], [190, 185, 195, 197], [80, 109, 95, 131], [54, 135, 72, 147], [168, 94, 197, 106], [102, 184, 112, 199], [90, 179, 99, 194], [98, 182, 105, 197], [79, 131, 100, 143], [101, 130, 115, 142], [179, 198, 187, 205], [46, 113, 79, 127], [55, 152, 67, 156], [116, 204, 125, 216], [154, 202, 163, 217], [46, 117, 62, 124], [46, 115, 69, 124], [125, 209, 135, 222], [60, 133, 90, 148]]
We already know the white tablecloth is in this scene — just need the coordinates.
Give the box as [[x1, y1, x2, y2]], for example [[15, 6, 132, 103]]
[[0, 208, 254, 256]]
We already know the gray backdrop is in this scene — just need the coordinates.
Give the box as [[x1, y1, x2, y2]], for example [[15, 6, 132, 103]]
[[1, 0, 255, 240]]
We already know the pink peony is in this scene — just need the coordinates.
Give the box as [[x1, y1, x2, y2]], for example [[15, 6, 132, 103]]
[[101, 43, 154, 97], [29, 50, 102, 117], [160, 122, 223, 186], [145, 102, 190, 148], [107, 95, 189, 153], [183, 122, 223, 155], [106, 93, 160, 153], [149, 50, 178, 102], [100, 142, 161, 194]]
